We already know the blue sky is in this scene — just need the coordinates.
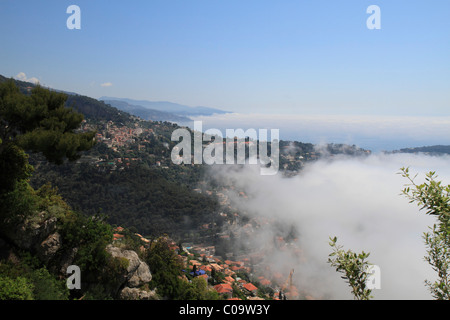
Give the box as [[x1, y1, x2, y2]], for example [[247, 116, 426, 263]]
[[1, 0, 449, 117]]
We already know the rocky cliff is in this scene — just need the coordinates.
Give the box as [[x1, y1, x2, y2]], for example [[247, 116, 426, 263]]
[[0, 209, 156, 300]]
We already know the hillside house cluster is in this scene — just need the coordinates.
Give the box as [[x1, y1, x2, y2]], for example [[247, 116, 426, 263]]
[[178, 242, 277, 300], [93, 121, 153, 150], [112, 223, 305, 300], [80, 120, 154, 151]]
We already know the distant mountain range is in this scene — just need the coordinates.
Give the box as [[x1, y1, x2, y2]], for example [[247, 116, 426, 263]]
[[100, 96, 230, 122], [100, 99, 192, 123]]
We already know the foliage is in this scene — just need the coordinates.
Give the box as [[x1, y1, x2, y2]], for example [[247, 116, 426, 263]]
[[0, 142, 34, 193], [59, 210, 113, 279], [0, 253, 69, 300], [145, 237, 186, 299], [0, 180, 37, 224], [30, 160, 219, 239], [328, 236, 373, 300], [29, 267, 69, 300], [181, 277, 220, 300], [145, 236, 220, 300], [0, 275, 34, 300], [232, 283, 247, 300], [400, 167, 450, 300], [0, 80, 96, 168]]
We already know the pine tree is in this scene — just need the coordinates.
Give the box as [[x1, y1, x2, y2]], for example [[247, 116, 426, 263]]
[[0, 80, 95, 193]]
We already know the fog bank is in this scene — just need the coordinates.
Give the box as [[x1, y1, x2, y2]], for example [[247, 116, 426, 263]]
[[207, 152, 450, 299]]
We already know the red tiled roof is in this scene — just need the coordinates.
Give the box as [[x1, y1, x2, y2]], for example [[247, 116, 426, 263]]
[[200, 265, 212, 272], [214, 283, 233, 293], [198, 274, 209, 280], [113, 233, 124, 240], [243, 283, 258, 292]]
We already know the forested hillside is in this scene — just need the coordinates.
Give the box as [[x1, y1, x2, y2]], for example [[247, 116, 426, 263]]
[[0, 79, 223, 300], [30, 157, 220, 239], [0, 75, 219, 240]]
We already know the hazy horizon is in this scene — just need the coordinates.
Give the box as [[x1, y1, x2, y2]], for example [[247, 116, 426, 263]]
[[182, 113, 450, 152]]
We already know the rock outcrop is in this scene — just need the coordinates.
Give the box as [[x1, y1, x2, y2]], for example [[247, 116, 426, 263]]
[[1, 210, 156, 300], [106, 244, 156, 299], [37, 231, 62, 263], [2, 212, 58, 252], [0, 212, 78, 274]]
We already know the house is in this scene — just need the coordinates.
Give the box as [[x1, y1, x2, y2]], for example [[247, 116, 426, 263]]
[[200, 265, 212, 273], [213, 283, 233, 299], [224, 276, 235, 284], [223, 268, 235, 277], [243, 283, 258, 295], [135, 233, 150, 243], [113, 233, 124, 241], [210, 263, 223, 272], [189, 260, 202, 267]]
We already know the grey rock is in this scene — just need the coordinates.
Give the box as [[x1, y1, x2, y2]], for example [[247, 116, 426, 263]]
[[128, 262, 152, 288], [105, 244, 152, 295]]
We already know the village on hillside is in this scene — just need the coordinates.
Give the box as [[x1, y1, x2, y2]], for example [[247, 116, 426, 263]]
[[79, 117, 366, 300], [78, 117, 370, 174], [112, 225, 313, 300], [113, 216, 315, 300]]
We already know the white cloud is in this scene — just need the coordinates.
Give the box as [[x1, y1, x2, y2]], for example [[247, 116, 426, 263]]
[[15, 72, 27, 81], [100, 82, 113, 87], [14, 72, 40, 85], [205, 153, 450, 299]]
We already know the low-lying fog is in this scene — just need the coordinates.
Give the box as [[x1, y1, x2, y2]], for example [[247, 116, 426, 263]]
[[206, 151, 450, 299]]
